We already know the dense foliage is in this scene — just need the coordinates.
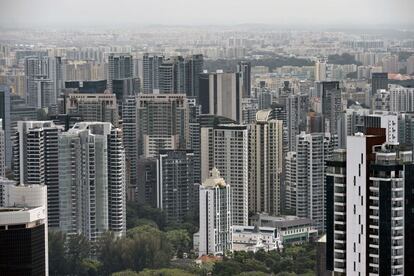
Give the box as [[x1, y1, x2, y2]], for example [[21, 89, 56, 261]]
[[48, 231, 100, 276], [212, 244, 316, 276], [327, 53, 362, 65]]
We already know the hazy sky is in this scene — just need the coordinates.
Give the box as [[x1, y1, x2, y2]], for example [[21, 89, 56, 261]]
[[1, 0, 413, 28]]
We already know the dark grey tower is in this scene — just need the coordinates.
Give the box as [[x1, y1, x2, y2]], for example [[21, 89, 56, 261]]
[[237, 61, 251, 98]]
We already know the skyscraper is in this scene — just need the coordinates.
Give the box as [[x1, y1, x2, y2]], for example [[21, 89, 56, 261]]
[[122, 96, 138, 200], [286, 94, 309, 151], [142, 53, 163, 93], [315, 59, 327, 82], [319, 81, 342, 135], [249, 110, 283, 216], [136, 94, 189, 158], [186, 54, 204, 98], [156, 149, 195, 223], [199, 71, 243, 123], [107, 53, 133, 92], [285, 132, 337, 232], [63, 93, 119, 127], [237, 61, 251, 97], [58, 122, 126, 240], [12, 121, 62, 228], [201, 124, 248, 226], [0, 85, 11, 168], [24, 56, 63, 109], [158, 56, 186, 94], [326, 131, 414, 275], [199, 168, 232, 257], [371, 72, 388, 101]]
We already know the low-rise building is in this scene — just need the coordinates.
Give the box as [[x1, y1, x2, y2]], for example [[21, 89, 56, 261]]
[[250, 214, 317, 245], [232, 225, 282, 253]]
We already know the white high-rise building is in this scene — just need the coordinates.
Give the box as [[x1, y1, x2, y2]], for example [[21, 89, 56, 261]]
[[315, 59, 327, 82], [199, 168, 232, 257], [285, 132, 337, 232], [249, 110, 283, 216], [285, 151, 297, 213], [12, 121, 62, 228], [201, 124, 248, 226], [389, 84, 414, 113], [58, 122, 126, 241]]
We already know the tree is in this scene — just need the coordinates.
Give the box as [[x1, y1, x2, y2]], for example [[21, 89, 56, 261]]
[[66, 234, 92, 275], [127, 202, 167, 230], [112, 270, 140, 276], [97, 232, 124, 275], [48, 230, 69, 275], [213, 260, 242, 276], [239, 272, 268, 276], [136, 268, 195, 276], [79, 259, 102, 276], [166, 229, 191, 258]]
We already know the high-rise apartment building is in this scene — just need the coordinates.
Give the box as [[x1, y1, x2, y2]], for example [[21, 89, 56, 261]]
[[156, 150, 195, 223], [142, 54, 203, 96], [318, 81, 342, 135], [0, 85, 11, 168], [285, 132, 337, 232], [326, 131, 414, 275], [315, 59, 327, 82], [338, 106, 370, 148], [199, 71, 243, 123], [12, 121, 62, 228], [24, 56, 63, 109], [249, 110, 283, 216], [136, 94, 189, 158], [122, 96, 138, 200], [63, 93, 119, 127], [199, 168, 232, 256], [407, 55, 414, 75], [186, 54, 204, 98], [107, 53, 133, 92], [371, 72, 388, 101], [158, 56, 186, 94], [399, 112, 414, 151], [388, 85, 414, 112], [58, 122, 126, 240], [286, 94, 309, 152], [237, 61, 251, 97], [142, 53, 163, 93], [201, 124, 248, 226], [136, 157, 157, 207]]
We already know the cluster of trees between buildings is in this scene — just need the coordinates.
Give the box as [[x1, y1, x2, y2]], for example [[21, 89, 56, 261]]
[[48, 202, 316, 275]]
